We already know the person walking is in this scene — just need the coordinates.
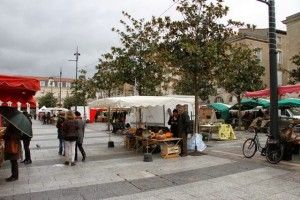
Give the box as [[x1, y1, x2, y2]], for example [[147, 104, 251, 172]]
[[62, 111, 78, 166], [74, 111, 86, 162], [3, 122, 22, 182], [56, 112, 65, 155], [21, 111, 32, 164], [168, 109, 179, 138], [177, 105, 190, 157]]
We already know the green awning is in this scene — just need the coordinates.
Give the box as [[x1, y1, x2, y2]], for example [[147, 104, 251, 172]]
[[278, 98, 300, 107], [230, 98, 270, 110], [208, 103, 231, 120]]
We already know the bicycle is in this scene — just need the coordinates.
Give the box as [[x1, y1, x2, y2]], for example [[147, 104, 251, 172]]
[[242, 127, 284, 164]]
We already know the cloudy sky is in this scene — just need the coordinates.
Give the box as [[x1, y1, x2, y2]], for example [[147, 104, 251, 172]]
[[0, 0, 299, 79]]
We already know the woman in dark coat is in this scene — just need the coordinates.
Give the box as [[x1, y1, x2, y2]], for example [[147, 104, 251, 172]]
[[4, 122, 22, 182], [56, 112, 65, 155], [21, 111, 32, 164], [177, 105, 190, 157], [74, 111, 86, 162], [168, 109, 179, 138], [62, 111, 78, 166]]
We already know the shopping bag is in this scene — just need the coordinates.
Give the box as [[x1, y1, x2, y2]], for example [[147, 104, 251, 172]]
[[187, 133, 207, 152]]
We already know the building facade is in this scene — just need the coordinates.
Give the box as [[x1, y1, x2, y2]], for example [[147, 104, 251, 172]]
[[229, 28, 288, 87], [212, 12, 300, 104], [33, 76, 74, 106], [283, 13, 300, 75]]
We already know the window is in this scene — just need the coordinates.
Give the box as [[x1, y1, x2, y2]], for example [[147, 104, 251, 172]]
[[277, 70, 282, 86], [254, 48, 262, 62], [228, 96, 237, 103], [277, 50, 283, 64], [40, 81, 45, 87], [214, 96, 224, 103], [47, 80, 52, 87], [276, 36, 282, 44]]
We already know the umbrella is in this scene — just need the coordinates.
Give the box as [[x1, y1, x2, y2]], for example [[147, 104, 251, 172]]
[[230, 98, 270, 110], [0, 106, 32, 137], [208, 103, 231, 120], [278, 98, 300, 108]]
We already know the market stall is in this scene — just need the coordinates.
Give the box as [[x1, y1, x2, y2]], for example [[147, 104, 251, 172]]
[[0, 74, 40, 166], [89, 95, 195, 158], [89, 95, 195, 128], [0, 74, 40, 110]]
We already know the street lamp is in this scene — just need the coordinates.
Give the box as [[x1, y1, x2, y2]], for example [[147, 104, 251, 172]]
[[68, 46, 80, 111], [58, 67, 62, 107], [257, 0, 279, 139]]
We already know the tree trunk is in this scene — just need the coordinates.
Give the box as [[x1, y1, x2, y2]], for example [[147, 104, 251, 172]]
[[194, 94, 199, 133], [194, 72, 198, 133]]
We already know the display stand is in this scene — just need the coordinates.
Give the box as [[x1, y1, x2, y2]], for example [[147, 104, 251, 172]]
[[143, 138, 153, 162]]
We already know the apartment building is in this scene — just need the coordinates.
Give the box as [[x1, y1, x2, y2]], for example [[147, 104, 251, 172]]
[[229, 28, 287, 87], [210, 12, 300, 104], [33, 76, 74, 105]]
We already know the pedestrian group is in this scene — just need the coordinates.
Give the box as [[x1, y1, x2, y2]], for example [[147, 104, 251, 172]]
[[2, 110, 86, 182]]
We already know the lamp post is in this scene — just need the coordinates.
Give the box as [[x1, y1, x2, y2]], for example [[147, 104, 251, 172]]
[[257, 0, 279, 139], [59, 67, 62, 107], [68, 46, 80, 111]]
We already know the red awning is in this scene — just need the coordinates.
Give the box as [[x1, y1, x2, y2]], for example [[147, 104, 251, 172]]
[[245, 83, 300, 98], [0, 74, 40, 108]]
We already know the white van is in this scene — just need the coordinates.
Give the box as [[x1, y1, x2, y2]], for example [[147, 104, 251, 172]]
[[279, 108, 300, 119]]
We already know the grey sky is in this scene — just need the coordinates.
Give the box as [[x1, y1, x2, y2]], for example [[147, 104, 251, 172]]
[[0, 0, 299, 79]]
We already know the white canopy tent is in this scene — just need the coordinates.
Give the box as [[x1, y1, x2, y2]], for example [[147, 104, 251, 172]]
[[89, 96, 195, 127], [37, 106, 48, 113], [37, 106, 68, 113]]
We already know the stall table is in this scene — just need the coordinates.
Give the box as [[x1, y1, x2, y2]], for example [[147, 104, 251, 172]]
[[199, 123, 221, 141], [133, 136, 182, 158]]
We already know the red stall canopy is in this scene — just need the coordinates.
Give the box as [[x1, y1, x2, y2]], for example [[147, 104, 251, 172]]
[[245, 83, 300, 98], [0, 74, 40, 108]]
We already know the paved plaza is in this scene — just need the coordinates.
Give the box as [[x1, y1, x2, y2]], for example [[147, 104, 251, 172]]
[[0, 120, 299, 200]]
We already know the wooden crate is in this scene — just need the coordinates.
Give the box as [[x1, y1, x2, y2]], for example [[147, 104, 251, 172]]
[[160, 144, 181, 158]]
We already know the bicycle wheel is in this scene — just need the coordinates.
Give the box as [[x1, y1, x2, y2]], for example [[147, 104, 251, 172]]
[[242, 138, 257, 158], [266, 142, 284, 164]]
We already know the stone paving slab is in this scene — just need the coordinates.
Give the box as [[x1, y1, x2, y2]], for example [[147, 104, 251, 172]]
[[0, 120, 299, 199]]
